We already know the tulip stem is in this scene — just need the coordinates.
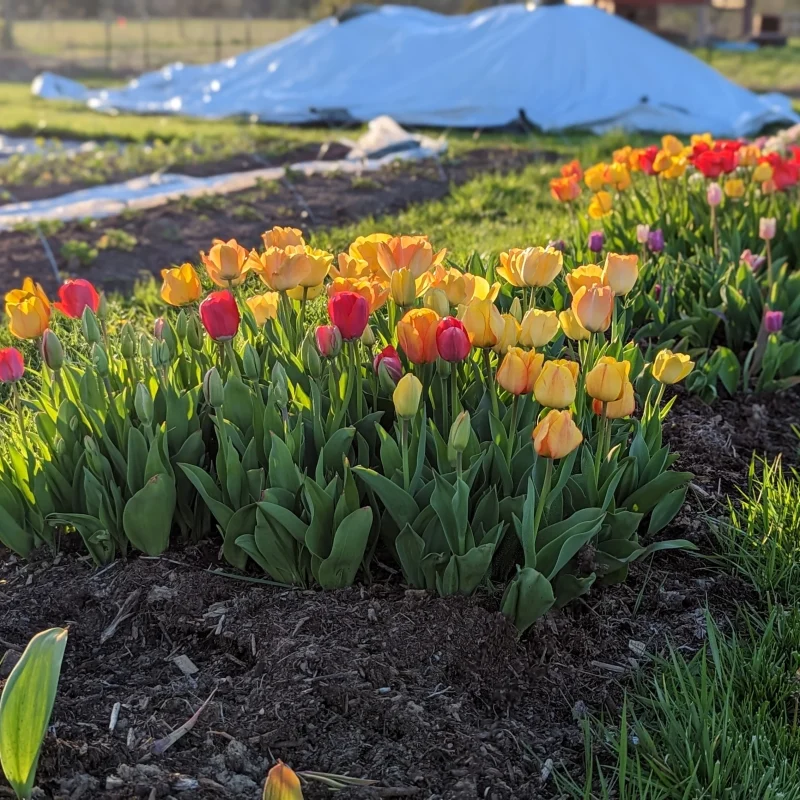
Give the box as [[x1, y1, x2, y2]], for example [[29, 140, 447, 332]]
[[351, 341, 363, 422], [482, 349, 499, 419], [766, 239, 773, 306], [529, 458, 553, 565], [451, 363, 459, 422], [11, 384, 25, 442], [594, 402, 608, 483], [401, 418, 410, 491], [298, 287, 309, 335], [506, 395, 519, 467], [711, 206, 719, 260], [224, 340, 241, 378], [440, 372, 449, 436]]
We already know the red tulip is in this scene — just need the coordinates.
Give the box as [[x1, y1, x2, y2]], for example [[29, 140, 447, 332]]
[[54, 279, 100, 319], [199, 290, 240, 341], [0, 347, 24, 382], [436, 317, 471, 362], [693, 149, 737, 178], [373, 345, 402, 381], [328, 291, 369, 341], [315, 324, 342, 358], [637, 145, 659, 176]]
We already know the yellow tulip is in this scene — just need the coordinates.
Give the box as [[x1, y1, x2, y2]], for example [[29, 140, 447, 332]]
[[585, 356, 631, 403], [652, 350, 694, 384], [263, 761, 303, 800], [393, 373, 423, 419], [690, 133, 713, 148], [598, 379, 635, 419], [460, 297, 505, 349], [566, 265, 605, 296], [249, 245, 330, 292], [348, 233, 393, 273], [753, 162, 773, 183], [5, 277, 50, 339], [534, 359, 579, 409], [246, 292, 280, 326], [519, 309, 559, 348], [496, 347, 544, 395], [462, 273, 500, 303], [331, 252, 371, 280], [584, 163, 607, 193], [605, 162, 631, 191], [376, 235, 446, 280], [662, 157, 687, 180], [572, 285, 614, 333], [200, 238, 251, 288], [297, 247, 333, 288], [533, 409, 583, 459], [261, 226, 305, 250], [602, 253, 639, 296], [286, 283, 325, 301], [558, 309, 591, 341], [160, 263, 202, 306], [498, 247, 562, 288], [661, 135, 684, 156], [327, 277, 389, 314], [493, 313, 520, 355], [724, 179, 745, 199], [588, 191, 613, 219], [390, 268, 417, 307]]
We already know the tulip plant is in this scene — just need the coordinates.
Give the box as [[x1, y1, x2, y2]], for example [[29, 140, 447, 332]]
[[551, 132, 800, 400], [0, 222, 698, 634]]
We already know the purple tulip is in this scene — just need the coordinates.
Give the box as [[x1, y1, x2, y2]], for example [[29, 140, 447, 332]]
[[764, 310, 784, 334], [648, 229, 665, 253], [547, 239, 566, 252], [588, 230, 605, 253], [653, 283, 662, 301]]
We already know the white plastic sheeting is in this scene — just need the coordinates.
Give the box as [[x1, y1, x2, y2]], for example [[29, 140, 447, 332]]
[[0, 117, 446, 230], [32, 4, 798, 137]]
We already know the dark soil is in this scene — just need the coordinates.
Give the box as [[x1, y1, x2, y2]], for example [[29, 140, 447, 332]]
[[0, 142, 353, 206], [1, 388, 782, 800], [0, 147, 550, 299]]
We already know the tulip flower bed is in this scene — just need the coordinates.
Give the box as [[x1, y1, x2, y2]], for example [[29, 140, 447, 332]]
[[550, 129, 800, 401]]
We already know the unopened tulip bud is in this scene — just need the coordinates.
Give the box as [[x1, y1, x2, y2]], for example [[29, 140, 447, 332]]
[[390, 269, 416, 307], [139, 333, 150, 358], [96, 292, 108, 320], [361, 325, 376, 347], [764, 309, 784, 334], [135, 382, 154, 424], [423, 287, 450, 318], [588, 230, 605, 253], [647, 229, 665, 253], [242, 343, 261, 381], [41, 329, 64, 371], [92, 343, 109, 376], [203, 368, 224, 408], [546, 239, 566, 253], [707, 182, 722, 207], [315, 325, 342, 359], [393, 373, 422, 419], [271, 362, 289, 409], [654, 283, 662, 301], [81, 306, 102, 345], [509, 296, 523, 323], [378, 359, 399, 393], [636, 224, 650, 244], [175, 309, 188, 339], [301, 332, 322, 379], [448, 410, 471, 453], [187, 314, 204, 350], [263, 761, 303, 800], [120, 323, 137, 359], [759, 217, 777, 241], [154, 317, 177, 358]]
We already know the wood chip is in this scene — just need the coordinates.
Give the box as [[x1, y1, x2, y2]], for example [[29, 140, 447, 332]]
[[109, 701, 121, 732], [172, 654, 199, 676], [100, 589, 141, 644]]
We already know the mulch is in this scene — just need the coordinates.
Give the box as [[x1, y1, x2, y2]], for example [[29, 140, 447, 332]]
[[3, 386, 795, 799], [0, 146, 550, 299]]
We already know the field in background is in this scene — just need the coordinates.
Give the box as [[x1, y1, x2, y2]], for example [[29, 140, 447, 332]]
[[7, 16, 308, 72]]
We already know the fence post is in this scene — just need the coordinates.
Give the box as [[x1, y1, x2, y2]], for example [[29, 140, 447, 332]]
[[215, 21, 222, 61]]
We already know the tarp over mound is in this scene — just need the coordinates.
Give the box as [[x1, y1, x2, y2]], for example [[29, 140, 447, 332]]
[[33, 3, 798, 136]]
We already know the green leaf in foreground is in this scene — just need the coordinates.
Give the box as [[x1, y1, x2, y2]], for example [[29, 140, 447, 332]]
[[0, 627, 68, 800]]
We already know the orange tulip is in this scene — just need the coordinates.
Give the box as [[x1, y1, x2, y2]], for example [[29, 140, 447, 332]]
[[572, 285, 613, 333], [376, 235, 446, 280], [533, 410, 583, 459], [397, 307, 440, 364], [593, 379, 635, 418], [348, 233, 393, 273], [331, 252, 372, 280], [602, 253, 639, 296], [550, 175, 581, 202], [200, 238, 250, 288], [585, 356, 631, 403], [496, 347, 544, 395]]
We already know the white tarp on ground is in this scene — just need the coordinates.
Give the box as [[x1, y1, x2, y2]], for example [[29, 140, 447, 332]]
[[0, 116, 446, 230], [32, 4, 798, 137]]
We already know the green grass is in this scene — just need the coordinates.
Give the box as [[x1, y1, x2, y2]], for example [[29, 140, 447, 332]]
[[8, 17, 308, 70], [694, 40, 800, 94]]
